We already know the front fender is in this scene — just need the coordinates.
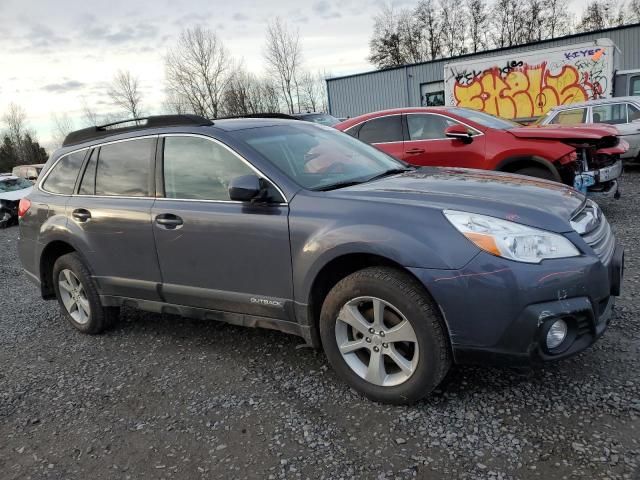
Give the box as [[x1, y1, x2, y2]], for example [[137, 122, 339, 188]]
[[289, 194, 479, 305]]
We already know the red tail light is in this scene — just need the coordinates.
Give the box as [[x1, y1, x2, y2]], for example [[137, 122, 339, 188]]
[[18, 198, 31, 218]]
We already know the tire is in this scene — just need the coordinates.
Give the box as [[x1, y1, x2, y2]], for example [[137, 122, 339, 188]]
[[513, 166, 557, 181], [319, 267, 451, 404], [52, 252, 119, 334], [0, 210, 12, 229]]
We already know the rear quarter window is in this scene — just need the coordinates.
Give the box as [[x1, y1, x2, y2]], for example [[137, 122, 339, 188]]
[[42, 151, 86, 195]]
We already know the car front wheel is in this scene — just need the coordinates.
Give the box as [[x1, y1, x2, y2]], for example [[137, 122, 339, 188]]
[[320, 267, 451, 404]]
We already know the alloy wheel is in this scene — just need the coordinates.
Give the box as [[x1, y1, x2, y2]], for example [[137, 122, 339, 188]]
[[335, 296, 419, 387], [58, 269, 91, 325]]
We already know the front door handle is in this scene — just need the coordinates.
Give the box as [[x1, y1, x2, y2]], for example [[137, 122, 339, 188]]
[[155, 213, 183, 229], [72, 208, 91, 222], [406, 148, 425, 154]]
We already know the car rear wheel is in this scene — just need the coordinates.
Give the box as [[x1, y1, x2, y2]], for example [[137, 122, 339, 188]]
[[319, 267, 451, 404], [52, 253, 119, 334], [513, 166, 557, 181]]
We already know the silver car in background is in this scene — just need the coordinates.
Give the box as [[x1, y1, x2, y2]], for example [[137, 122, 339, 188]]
[[536, 97, 640, 162]]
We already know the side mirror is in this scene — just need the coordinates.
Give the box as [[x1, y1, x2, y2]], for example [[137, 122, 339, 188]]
[[445, 124, 473, 143], [228, 174, 265, 202]]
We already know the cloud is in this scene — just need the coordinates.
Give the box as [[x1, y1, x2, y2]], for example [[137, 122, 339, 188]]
[[41, 80, 85, 93], [312, 0, 342, 19], [24, 23, 70, 48], [80, 22, 160, 45], [233, 12, 249, 21]]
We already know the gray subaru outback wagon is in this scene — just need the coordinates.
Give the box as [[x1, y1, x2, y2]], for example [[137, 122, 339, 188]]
[[18, 115, 624, 404]]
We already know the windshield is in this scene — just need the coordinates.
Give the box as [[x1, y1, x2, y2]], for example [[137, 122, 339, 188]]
[[299, 114, 340, 127], [234, 123, 406, 190], [0, 177, 32, 193], [447, 107, 521, 130]]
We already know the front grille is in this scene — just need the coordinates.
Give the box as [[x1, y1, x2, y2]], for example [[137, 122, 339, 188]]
[[571, 200, 616, 265]]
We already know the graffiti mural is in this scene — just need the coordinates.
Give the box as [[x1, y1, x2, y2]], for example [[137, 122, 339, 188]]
[[444, 42, 615, 119]]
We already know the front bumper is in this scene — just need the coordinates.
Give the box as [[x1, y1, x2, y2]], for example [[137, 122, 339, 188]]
[[409, 244, 624, 367], [576, 159, 623, 199]]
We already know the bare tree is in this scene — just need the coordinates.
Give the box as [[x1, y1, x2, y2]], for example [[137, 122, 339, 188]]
[[522, 0, 546, 42], [258, 80, 282, 113], [491, 0, 527, 47], [368, 7, 406, 68], [630, 0, 640, 21], [162, 90, 192, 115], [397, 9, 427, 63], [108, 70, 143, 119], [440, 0, 468, 56], [165, 26, 233, 119], [415, 0, 443, 60], [2, 103, 27, 147], [264, 18, 303, 114], [544, 0, 573, 37], [577, 0, 625, 31], [298, 71, 326, 112], [467, 0, 489, 53], [51, 113, 74, 147]]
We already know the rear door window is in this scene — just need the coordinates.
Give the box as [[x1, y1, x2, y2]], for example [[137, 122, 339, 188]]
[[358, 116, 403, 144], [406, 114, 469, 140], [42, 151, 86, 194], [549, 108, 587, 125], [592, 104, 627, 124], [95, 138, 154, 197]]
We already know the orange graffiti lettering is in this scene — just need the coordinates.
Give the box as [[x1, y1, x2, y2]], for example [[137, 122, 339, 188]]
[[453, 63, 589, 119]]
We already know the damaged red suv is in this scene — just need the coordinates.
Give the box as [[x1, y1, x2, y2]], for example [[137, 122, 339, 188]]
[[336, 107, 627, 196]]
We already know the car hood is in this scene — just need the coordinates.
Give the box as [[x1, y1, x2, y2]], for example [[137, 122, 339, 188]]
[[334, 168, 584, 233], [0, 186, 32, 201], [510, 124, 619, 140]]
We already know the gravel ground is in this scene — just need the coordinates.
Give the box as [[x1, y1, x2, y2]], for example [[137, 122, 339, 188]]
[[1, 171, 639, 480]]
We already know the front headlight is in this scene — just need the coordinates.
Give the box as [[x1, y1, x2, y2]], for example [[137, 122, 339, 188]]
[[443, 210, 580, 264]]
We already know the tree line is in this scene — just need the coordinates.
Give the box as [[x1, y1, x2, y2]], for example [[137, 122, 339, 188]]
[[39, 18, 328, 150], [368, 0, 640, 68], [0, 104, 48, 173]]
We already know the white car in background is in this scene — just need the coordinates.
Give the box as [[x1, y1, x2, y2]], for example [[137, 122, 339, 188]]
[[0, 174, 33, 228], [536, 97, 640, 162]]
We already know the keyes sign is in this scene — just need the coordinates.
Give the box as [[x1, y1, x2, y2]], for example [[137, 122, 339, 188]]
[[443, 39, 616, 120]]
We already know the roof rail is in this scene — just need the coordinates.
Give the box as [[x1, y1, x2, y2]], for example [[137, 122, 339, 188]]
[[62, 114, 213, 147], [214, 113, 299, 120]]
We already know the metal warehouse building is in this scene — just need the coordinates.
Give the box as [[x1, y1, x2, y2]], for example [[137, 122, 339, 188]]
[[326, 23, 640, 119]]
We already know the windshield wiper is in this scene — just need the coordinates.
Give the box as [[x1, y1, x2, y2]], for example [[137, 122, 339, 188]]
[[315, 167, 413, 192], [365, 167, 413, 183], [315, 180, 368, 191]]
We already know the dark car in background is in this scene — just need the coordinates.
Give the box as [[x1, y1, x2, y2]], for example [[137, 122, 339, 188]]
[[292, 112, 341, 127], [18, 115, 623, 404], [336, 107, 627, 197]]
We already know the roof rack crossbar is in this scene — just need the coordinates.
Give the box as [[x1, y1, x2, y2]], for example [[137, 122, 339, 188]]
[[62, 114, 214, 147]]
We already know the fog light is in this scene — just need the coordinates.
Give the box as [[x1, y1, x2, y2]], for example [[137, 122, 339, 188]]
[[546, 319, 568, 350]]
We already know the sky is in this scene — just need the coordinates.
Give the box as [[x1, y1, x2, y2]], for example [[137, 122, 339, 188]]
[[0, 0, 590, 150]]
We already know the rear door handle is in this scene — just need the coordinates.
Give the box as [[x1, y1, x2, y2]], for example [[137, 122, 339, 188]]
[[155, 213, 183, 229], [406, 148, 425, 154], [72, 208, 91, 222]]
